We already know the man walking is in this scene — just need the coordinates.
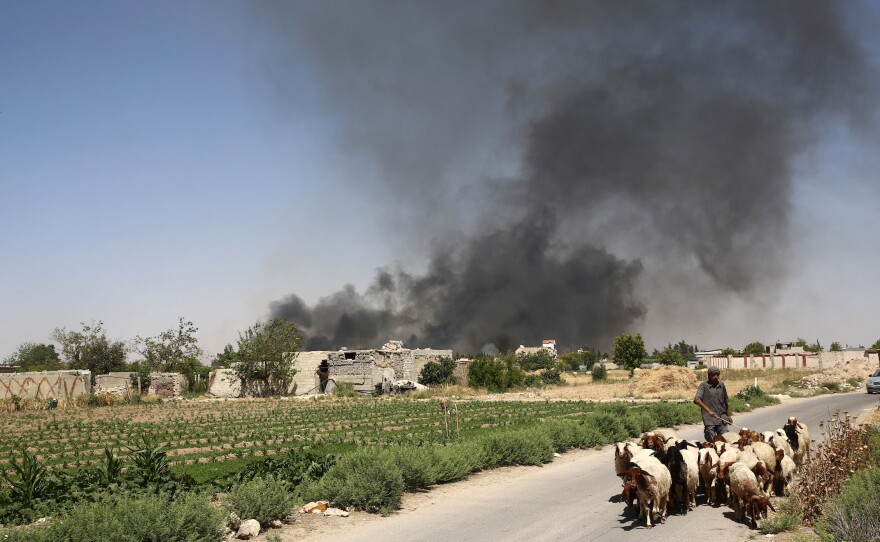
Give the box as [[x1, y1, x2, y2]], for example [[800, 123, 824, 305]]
[[694, 366, 733, 442]]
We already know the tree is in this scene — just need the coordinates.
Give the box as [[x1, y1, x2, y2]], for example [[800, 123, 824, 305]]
[[671, 340, 698, 361], [612, 333, 647, 372], [871, 339, 880, 350], [230, 319, 302, 397], [558, 350, 596, 371], [52, 321, 127, 377], [829, 341, 842, 352], [2, 343, 64, 371], [656, 346, 686, 366], [720, 347, 738, 356], [418, 357, 457, 386], [516, 349, 556, 372], [211, 344, 237, 368], [466, 353, 524, 392], [135, 318, 203, 388], [742, 342, 765, 356]]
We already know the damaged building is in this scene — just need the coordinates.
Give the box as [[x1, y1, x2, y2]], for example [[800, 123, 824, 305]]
[[209, 341, 453, 397], [293, 340, 452, 395]]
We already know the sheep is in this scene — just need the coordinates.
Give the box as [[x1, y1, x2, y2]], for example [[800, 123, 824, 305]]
[[615, 442, 655, 509], [727, 462, 775, 527], [738, 428, 762, 444], [772, 448, 796, 497], [698, 447, 720, 505], [768, 432, 794, 459], [666, 440, 700, 513], [721, 431, 741, 444], [743, 441, 777, 492], [783, 417, 810, 468], [626, 456, 672, 528]]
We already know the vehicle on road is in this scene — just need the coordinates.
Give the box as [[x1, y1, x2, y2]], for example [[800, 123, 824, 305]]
[[867, 368, 880, 394]]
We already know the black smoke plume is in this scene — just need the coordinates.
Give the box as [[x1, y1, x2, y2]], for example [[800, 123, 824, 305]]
[[260, 1, 874, 352]]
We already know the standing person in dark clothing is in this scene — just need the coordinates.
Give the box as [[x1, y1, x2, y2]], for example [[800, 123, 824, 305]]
[[694, 366, 733, 442]]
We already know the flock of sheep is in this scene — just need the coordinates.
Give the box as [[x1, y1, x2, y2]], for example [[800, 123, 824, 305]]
[[614, 417, 810, 528]]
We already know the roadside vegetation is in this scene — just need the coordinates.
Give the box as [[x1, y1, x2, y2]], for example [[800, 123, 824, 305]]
[[757, 408, 880, 541]]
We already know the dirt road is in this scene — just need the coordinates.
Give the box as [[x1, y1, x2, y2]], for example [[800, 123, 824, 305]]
[[281, 392, 879, 542]]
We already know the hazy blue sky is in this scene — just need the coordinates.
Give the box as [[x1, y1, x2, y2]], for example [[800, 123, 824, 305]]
[[2, 1, 879, 361]]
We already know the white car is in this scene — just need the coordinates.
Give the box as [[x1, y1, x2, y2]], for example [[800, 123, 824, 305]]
[[867, 368, 880, 394]]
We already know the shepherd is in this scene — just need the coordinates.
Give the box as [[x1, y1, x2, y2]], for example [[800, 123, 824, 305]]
[[694, 366, 733, 442]]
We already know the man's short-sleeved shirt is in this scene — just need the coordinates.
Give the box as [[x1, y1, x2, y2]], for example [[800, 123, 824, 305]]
[[695, 380, 729, 426]]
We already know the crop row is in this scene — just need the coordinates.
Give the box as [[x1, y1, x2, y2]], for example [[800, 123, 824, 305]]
[[0, 398, 625, 472]]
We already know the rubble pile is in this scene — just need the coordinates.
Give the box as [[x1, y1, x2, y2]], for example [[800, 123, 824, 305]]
[[797, 359, 874, 391]]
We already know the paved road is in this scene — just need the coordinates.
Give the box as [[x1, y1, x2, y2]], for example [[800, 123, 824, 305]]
[[304, 392, 879, 542]]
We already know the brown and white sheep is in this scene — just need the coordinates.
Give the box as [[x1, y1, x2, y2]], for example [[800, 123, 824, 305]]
[[783, 417, 810, 468], [726, 462, 775, 527], [772, 448, 796, 497], [627, 455, 672, 528], [698, 447, 720, 504]]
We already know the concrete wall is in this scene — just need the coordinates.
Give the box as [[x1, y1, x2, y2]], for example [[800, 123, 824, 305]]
[[94, 373, 132, 395], [291, 351, 331, 395], [704, 353, 821, 370], [0, 370, 92, 399]]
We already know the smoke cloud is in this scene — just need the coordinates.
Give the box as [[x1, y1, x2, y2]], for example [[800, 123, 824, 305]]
[[258, 1, 874, 352]]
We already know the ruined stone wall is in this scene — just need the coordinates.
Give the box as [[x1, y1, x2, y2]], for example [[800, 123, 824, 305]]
[[411, 349, 454, 382], [327, 351, 375, 393], [207, 369, 241, 398], [0, 370, 92, 399], [147, 372, 184, 398], [94, 373, 132, 396], [292, 351, 331, 395]]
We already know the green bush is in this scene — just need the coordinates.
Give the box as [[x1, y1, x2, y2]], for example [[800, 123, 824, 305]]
[[318, 449, 404, 514], [0, 493, 224, 542], [820, 466, 880, 542], [582, 412, 628, 443], [591, 363, 607, 381], [540, 368, 562, 386], [480, 429, 554, 467], [227, 476, 293, 526], [418, 357, 458, 386], [432, 442, 485, 483], [386, 447, 437, 490], [517, 350, 556, 372], [467, 354, 525, 392]]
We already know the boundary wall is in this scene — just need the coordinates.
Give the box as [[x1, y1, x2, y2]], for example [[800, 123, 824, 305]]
[[0, 370, 92, 399]]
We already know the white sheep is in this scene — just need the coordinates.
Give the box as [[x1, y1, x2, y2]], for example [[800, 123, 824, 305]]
[[698, 447, 720, 504], [768, 432, 794, 459], [743, 441, 777, 492], [772, 448, 796, 497], [726, 462, 775, 527], [627, 455, 672, 528]]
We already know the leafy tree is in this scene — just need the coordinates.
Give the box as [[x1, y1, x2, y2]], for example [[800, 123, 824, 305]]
[[516, 349, 556, 372], [134, 318, 204, 388], [467, 353, 525, 392], [670, 340, 698, 361], [418, 357, 458, 386], [872, 339, 880, 350], [52, 321, 127, 378], [656, 347, 686, 366], [612, 333, 647, 371], [742, 341, 765, 356], [720, 347, 738, 356], [230, 319, 302, 397], [557, 350, 596, 371], [211, 344, 237, 368], [1, 343, 63, 371], [829, 341, 842, 352]]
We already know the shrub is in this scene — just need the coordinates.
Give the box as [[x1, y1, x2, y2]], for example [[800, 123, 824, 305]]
[[418, 357, 458, 386], [227, 476, 293, 526], [820, 466, 880, 542], [540, 368, 562, 386], [523, 374, 543, 388], [759, 500, 802, 534], [582, 412, 627, 443], [0, 493, 225, 542], [318, 449, 404, 514], [517, 350, 556, 372], [333, 381, 359, 398], [432, 442, 485, 483], [480, 429, 554, 467], [386, 447, 437, 490], [467, 354, 525, 392], [591, 363, 607, 381]]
